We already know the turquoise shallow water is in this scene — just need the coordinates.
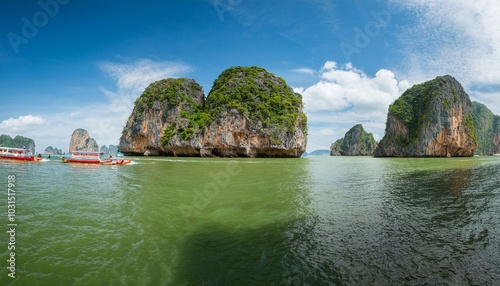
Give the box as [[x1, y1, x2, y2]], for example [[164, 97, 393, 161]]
[[0, 156, 499, 285]]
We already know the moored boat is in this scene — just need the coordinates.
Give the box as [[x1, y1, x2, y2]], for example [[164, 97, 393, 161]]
[[62, 151, 131, 165], [0, 147, 42, 162]]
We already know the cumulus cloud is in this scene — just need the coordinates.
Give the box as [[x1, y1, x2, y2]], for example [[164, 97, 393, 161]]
[[300, 61, 409, 118], [0, 115, 45, 133], [393, 0, 500, 87], [296, 61, 409, 151]]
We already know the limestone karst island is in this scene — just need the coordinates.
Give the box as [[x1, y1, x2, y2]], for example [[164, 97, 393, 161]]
[[325, 75, 500, 157], [118, 66, 308, 158]]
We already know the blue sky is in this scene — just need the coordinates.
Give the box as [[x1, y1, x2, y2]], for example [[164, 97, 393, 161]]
[[1, 0, 500, 153]]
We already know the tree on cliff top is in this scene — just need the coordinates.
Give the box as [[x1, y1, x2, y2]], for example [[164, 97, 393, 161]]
[[206, 66, 307, 136]]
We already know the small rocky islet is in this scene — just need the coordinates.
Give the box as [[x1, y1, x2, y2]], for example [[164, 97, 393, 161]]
[[118, 66, 308, 158], [330, 124, 377, 156]]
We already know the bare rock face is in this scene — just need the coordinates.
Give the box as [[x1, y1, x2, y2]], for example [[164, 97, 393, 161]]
[[119, 78, 205, 156], [118, 67, 307, 157], [374, 75, 476, 157], [69, 128, 99, 152], [330, 139, 343, 156]]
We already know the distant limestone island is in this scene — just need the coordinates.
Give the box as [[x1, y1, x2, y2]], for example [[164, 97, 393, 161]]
[[44, 146, 64, 155], [118, 66, 307, 158], [0, 134, 36, 153], [302, 149, 330, 157], [374, 75, 500, 157], [330, 124, 377, 156], [68, 128, 118, 155]]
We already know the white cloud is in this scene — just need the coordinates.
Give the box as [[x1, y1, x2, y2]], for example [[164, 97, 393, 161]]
[[97, 59, 193, 113], [301, 61, 408, 117], [297, 61, 409, 151], [291, 68, 316, 76], [393, 0, 500, 87], [1, 59, 193, 152], [0, 115, 45, 133]]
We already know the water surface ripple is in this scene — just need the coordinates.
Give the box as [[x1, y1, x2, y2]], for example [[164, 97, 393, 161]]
[[0, 156, 499, 285]]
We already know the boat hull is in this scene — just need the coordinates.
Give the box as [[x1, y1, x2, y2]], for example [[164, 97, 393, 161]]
[[0, 155, 37, 161], [62, 158, 131, 165], [62, 158, 101, 164]]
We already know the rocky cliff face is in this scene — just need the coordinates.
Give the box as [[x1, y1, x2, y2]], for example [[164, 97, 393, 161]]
[[0, 134, 36, 153], [330, 139, 343, 156], [119, 78, 206, 156], [119, 67, 307, 157], [494, 117, 500, 154], [331, 124, 377, 156], [471, 101, 500, 155], [69, 128, 99, 152], [374, 75, 476, 157]]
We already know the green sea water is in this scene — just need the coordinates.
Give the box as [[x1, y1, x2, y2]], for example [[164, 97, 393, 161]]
[[0, 156, 499, 285]]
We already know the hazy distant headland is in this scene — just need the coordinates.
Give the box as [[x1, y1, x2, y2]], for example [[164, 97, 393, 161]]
[[0, 134, 36, 153]]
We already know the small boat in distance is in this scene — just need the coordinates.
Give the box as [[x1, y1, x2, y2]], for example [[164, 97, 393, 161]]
[[62, 151, 131, 165], [0, 147, 42, 162]]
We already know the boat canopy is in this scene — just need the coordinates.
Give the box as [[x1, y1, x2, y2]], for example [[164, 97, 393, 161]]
[[70, 151, 104, 155], [0, 147, 33, 154]]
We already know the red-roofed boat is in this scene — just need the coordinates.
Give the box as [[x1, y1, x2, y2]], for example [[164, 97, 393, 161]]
[[0, 147, 42, 162]]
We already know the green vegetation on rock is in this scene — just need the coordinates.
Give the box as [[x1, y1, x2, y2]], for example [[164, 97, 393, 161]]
[[331, 124, 377, 156], [388, 77, 443, 143], [122, 66, 307, 156], [375, 75, 477, 157], [471, 101, 500, 155], [206, 66, 306, 136], [134, 78, 203, 114]]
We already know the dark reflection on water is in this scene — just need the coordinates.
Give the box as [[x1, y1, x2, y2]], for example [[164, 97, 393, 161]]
[[370, 163, 500, 285], [0, 157, 499, 285]]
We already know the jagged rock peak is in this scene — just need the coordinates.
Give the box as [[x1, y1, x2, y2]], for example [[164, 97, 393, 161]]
[[374, 75, 476, 157], [69, 128, 99, 152]]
